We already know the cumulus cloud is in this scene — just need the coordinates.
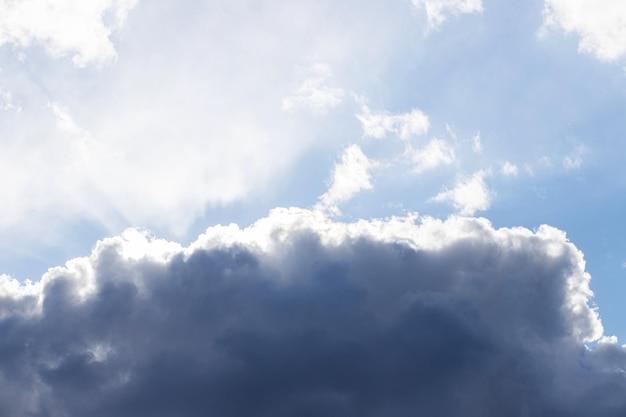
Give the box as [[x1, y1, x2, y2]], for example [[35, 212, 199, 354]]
[[0, 0, 138, 67], [432, 170, 493, 215], [357, 106, 430, 140], [411, 0, 483, 30], [316, 145, 377, 215], [501, 161, 519, 176], [542, 0, 626, 62], [405, 138, 455, 173], [0, 207, 625, 415], [282, 63, 344, 115]]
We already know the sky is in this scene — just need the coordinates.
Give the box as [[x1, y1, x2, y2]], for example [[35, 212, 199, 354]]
[[1, 0, 626, 414]]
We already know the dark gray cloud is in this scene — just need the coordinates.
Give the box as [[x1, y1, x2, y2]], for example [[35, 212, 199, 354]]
[[0, 208, 625, 416]]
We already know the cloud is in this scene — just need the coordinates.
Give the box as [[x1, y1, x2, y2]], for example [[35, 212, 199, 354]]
[[316, 145, 377, 215], [0, 0, 426, 242], [282, 63, 344, 115], [1, 207, 625, 415], [501, 161, 519, 176], [0, 0, 138, 67], [471, 132, 483, 154], [405, 138, 455, 173], [541, 0, 626, 61], [432, 170, 493, 215], [411, 0, 483, 30], [563, 144, 589, 169], [357, 106, 430, 140]]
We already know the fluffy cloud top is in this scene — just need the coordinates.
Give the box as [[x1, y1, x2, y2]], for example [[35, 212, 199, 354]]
[[542, 0, 626, 61], [1, 207, 624, 415], [0, 0, 138, 66]]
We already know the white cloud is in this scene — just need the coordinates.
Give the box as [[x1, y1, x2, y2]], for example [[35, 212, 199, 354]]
[[0, 207, 619, 415], [412, 0, 483, 30], [0, 0, 138, 67], [356, 106, 430, 140], [471, 132, 483, 154], [501, 161, 519, 176], [432, 170, 493, 215], [542, 0, 626, 61], [282, 63, 344, 115], [563, 144, 589, 169], [405, 138, 455, 173], [0, 89, 19, 111], [316, 145, 376, 215]]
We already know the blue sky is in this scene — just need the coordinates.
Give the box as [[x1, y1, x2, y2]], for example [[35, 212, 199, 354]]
[[2, 0, 626, 414]]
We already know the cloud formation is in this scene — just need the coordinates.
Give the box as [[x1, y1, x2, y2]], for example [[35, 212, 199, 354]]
[[316, 145, 376, 215], [432, 170, 493, 215], [282, 63, 344, 114], [412, 0, 483, 30], [542, 0, 626, 61], [405, 138, 455, 173], [357, 106, 430, 140], [0, 0, 138, 66], [1, 207, 625, 415]]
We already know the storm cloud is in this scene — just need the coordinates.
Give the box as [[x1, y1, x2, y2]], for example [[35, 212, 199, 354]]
[[1, 208, 625, 416]]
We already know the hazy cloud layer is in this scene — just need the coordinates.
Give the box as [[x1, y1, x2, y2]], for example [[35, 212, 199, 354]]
[[0, 208, 624, 416]]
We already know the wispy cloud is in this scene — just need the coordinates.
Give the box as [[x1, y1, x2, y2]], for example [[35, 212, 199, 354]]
[[282, 63, 344, 115], [357, 106, 430, 140], [412, 0, 484, 30]]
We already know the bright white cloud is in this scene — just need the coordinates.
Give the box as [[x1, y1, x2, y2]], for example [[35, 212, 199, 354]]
[[412, 0, 483, 30], [542, 0, 626, 61], [316, 145, 376, 215], [0, 0, 138, 67], [282, 63, 344, 114], [405, 138, 455, 173], [501, 161, 519, 176], [432, 170, 493, 215], [357, 106, 430, 140]]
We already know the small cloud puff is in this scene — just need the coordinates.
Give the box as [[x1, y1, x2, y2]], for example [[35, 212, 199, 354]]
[[432, 169, 493, 215], [356, 106, 429, 140], [412, 0, 484, 30], [405, 138, 456, 173], [282, 63, 344, 115], [501, 161, 519, 176], [315, 145, 377, 215], [563, 144, 589, 169]]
